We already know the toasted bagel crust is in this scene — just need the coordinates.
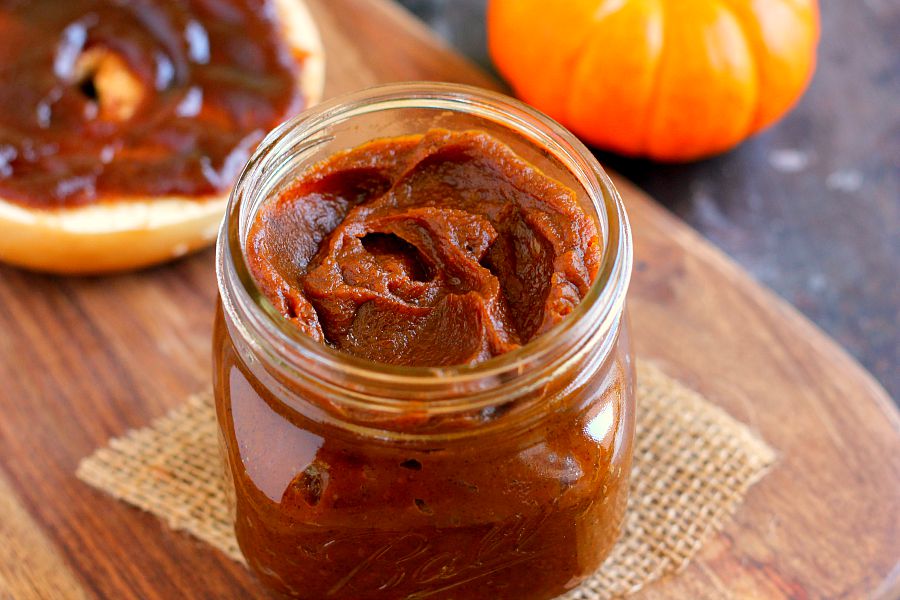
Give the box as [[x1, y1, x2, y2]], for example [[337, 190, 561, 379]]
[[0, 0, 325, 274]]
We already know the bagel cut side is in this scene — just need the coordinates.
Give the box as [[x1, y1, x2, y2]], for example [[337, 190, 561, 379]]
[[0, 0, 325, 274]]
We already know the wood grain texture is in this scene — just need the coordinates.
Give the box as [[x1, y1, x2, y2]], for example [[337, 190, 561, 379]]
[[0, 472, 90, 600], [0, 0, 896, 598]]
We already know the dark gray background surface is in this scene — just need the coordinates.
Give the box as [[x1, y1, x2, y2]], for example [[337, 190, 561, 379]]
[[397, 0, 899, 401]]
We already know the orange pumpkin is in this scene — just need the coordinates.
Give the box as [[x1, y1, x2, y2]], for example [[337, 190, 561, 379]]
[[488, 0, 820, 161]]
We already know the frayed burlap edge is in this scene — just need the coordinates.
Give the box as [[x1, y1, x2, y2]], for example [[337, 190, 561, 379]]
[[77, 361, 775, 598]]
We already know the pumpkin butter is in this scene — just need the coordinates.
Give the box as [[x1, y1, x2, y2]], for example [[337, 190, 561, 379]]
[[247, 129, 601, 366], [215, 96, 634, 600], [0, 0, 302, 208]]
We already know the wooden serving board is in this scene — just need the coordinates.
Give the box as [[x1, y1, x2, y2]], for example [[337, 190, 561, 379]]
[[0, 1, 897, 598]]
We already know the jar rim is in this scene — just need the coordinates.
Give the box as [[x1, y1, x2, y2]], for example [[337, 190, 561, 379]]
[[217, 82, 632, 405]]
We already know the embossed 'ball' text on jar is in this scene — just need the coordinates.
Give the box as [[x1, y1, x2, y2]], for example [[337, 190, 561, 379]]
[[213, 83, 635, 600]]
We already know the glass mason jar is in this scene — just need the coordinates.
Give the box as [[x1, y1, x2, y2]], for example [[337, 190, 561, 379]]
[[214, 82, 635, 600]]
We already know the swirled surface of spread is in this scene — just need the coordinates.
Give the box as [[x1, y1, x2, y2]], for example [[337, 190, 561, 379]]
[[248, 129, 602, 366], [0, 0, 303, 208]]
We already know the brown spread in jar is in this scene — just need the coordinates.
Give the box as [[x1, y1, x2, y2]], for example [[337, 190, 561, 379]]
[[216, 112, 634, 599], [0, 0, 303, 208], [247, 129, 602, 366]]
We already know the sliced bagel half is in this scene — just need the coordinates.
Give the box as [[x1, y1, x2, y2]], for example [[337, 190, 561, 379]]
[[0, 0, 325, 274]]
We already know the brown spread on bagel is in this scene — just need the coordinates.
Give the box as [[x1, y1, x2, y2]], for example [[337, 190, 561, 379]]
[[0, 0, 304, 208]]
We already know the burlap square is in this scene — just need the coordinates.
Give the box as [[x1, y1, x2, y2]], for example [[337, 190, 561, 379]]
[[77, 362, 775, 599]]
